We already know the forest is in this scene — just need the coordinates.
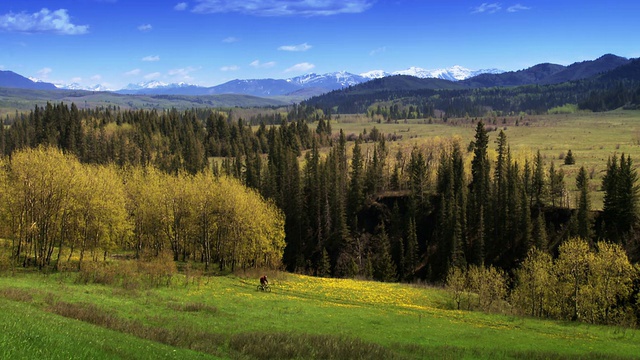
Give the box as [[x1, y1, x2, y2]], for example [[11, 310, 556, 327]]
[[303, 58, 640, 117], [1, 101, 640, 326]]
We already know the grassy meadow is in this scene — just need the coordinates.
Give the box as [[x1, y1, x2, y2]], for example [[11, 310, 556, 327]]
[[1, 270, 639, 359], [330, 110, 640, 209]]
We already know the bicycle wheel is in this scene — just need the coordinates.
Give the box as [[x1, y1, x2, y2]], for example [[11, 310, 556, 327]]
[[257, 285, 263, 291], [265, 285, 271, 292]]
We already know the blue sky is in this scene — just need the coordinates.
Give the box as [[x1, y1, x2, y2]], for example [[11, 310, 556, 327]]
[[1, 0, 639, 89]]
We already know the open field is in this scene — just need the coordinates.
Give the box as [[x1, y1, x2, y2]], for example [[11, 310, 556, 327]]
[[0, 87, 289, 116], [1, 271, 639, 359], [331, 110, 640, 209]]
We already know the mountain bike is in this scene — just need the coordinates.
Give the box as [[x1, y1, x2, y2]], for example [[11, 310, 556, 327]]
[[257, 283, 271, 292]]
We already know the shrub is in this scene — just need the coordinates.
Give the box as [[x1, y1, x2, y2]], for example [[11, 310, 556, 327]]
[[229, 332, 405, 360], [0, 287, 34, 302]]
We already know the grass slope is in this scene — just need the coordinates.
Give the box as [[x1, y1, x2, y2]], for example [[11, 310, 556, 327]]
[[1, 271, 639, 359]]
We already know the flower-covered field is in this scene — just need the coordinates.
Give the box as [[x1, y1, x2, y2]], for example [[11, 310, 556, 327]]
[[1, 271, 640, 359]]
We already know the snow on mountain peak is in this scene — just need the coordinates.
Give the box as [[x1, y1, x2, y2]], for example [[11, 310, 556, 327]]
[[360, 70, 389, 79], [55, 82, 114, 91], [377, 65, 505, 81]]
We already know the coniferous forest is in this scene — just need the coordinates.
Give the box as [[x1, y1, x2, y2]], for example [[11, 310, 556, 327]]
[[1, 101, 640, 325]]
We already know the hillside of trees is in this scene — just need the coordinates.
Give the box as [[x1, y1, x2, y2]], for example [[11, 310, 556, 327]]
[[2, 103, 639, 277], [3, 101, 640, 325], [304, 59, 640, 117]]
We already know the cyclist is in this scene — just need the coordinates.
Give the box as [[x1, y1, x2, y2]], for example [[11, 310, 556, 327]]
[[259, 275, 268, 288]]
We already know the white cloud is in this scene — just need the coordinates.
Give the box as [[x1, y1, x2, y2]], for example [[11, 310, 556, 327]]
[[0, 8, 88, 35], [278, 43, 312, 52], [472, 3, 502, 14], [250, 60, 276, 68], [138, 24, 153, 32], [71, 77, 82, 83], [144, 72, 162, 80], [90, 74, 102, 81], [507, 4, 531, 12], [0, 65, 5, 70], [37, 67, 53, 79], [285, 62, 315, 73], [220, 65, 239, 71], [125, 69, 141, 76], [142, 55, 160, 62], [369, 46, 386, 56], [174, 2, 188, 11], [168, 66, 197, 76], [222, 36, 239, 43], [192, 0, 373, 16]]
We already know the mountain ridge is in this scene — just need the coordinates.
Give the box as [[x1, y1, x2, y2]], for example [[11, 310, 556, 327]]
[[2, 54, 632, 100]]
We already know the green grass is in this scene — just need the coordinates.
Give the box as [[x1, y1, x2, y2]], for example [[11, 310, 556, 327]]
[[1, 271, 639, 359]]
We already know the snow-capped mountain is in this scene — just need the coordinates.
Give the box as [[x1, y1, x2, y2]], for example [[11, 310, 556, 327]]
[[122, 81, 196, 90], [111, 67, 505, 97], [55, 83, 114, 91], [386, 66, 504, 81], [360, 70, 391, 79], [289, 71, 366, 88]]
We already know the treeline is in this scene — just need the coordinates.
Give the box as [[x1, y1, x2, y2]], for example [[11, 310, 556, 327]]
[[1, 102, 332, 174], [304, 61, 640, 116], [448, 238, 638, 326], [0, 147, 285, 271], [3, 104, 640, 286]]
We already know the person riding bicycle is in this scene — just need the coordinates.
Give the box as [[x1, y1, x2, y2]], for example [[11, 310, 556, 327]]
[[260, 275, 268, 288]]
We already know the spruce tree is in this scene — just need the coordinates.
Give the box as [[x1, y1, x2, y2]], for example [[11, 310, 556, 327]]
[[404, 217, 419, 280], [575, 166, 592, 240], [468, 121, 490, 265], [348, 139, 365, 231]]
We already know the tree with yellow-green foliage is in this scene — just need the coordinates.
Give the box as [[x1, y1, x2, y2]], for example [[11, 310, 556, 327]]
[[512, 237, 636, 325], [0, 147, 285, 272], [70, 164, 131, 269], [4, 147, 78, 269], [511, 248, 553, 318]]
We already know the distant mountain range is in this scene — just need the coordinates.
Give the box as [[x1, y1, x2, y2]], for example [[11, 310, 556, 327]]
[[0, 54, 633, 99], [111, 67, 504, 97], [0, 70, 58, 90]]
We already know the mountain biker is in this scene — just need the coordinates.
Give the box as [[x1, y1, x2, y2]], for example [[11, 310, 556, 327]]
[[260, 275, 268, 288]]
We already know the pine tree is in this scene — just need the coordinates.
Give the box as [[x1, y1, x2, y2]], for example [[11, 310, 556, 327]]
[[373, 225, 397, 282], [575, 166, 592, 240], [348, 139, 365, 231], [532, 150, 547, 209], [317, 247, 331, 277], [407, 146, 428, 208], [533, 210, 547, 250], [491, 131, 510, 263], [468, 121, 490, 265], [404, 217, 419, 280], [602, 154, 639, 246], [564, 149, 576, 165]]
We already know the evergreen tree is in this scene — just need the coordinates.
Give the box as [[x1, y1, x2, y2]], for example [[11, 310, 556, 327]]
[[575, 166, 592, 240], [564, 149, 576, 165], [491, 131, 510, 263], [407, 146, 428, 209], [602, 154, 639, 247], [548, 162, 566, 207], [532, 150, 547, 209], [317, 247, 331, 277], [533, 210, 547, 250], [373, 224, 397, 282], [404, 217, 419, 280], [468, 121, 490, 265]]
